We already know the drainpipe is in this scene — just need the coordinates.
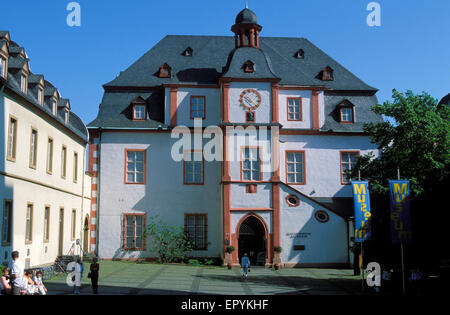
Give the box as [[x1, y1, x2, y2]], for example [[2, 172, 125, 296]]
[[96, 127, 102, 256]]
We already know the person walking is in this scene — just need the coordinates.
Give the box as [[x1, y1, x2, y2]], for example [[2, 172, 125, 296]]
[[89, 257, 100, 294], [10, 251, 24, 295], [241, 253, 250, 279], [72, 257, 84, 294]]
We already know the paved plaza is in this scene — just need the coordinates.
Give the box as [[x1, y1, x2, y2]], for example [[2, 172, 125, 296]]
[[45, 261, 369, 295]]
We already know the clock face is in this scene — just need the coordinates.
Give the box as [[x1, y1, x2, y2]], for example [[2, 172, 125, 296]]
[[239, 89, 262, 110]]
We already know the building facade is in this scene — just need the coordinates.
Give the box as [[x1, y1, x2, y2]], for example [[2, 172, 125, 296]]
[[88, 9, 382, 267], [0, 31, 91, 268]]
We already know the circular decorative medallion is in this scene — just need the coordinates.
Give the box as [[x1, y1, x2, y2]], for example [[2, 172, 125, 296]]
[[239, 88, 262, 110]]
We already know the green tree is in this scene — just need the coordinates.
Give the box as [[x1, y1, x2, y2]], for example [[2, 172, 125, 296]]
[[354, 89, 450, 265], [145, 215, 193, 264]]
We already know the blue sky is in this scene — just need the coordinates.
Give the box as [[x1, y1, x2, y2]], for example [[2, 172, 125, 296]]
[[1, 0, 449, 125]]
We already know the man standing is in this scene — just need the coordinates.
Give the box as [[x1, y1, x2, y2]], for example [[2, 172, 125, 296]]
[[10, 251, 24, 295]]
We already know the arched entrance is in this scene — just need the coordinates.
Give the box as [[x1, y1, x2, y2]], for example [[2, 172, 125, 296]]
[[238, 215, 267, 266], [83, 215, 89, 254]]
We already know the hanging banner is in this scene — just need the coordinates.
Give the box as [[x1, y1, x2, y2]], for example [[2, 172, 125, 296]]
[[389, 180, 412, 244], [352, 181, 372, 242]]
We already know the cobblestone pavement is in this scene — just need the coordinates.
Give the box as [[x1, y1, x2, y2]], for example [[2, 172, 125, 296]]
[[45, 261, 370, 295]]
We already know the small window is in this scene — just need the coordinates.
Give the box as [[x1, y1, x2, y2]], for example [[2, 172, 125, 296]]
[[38, 88, 44, 105], [340, 151, 359, 184], [52, 100, 57, 115], [133, 104, 147, 120], [2, 200, 12, 245], [321, 66, 334, 81], [61, 146, 67, 179], [125, 150, 146, 184], [73, 152, 78, 183], [184, 151, 204, 185], [43, 206, 50, 242], [287, 98, 302, 121], [243, 60, 255, 73], [65, 109, 70, 124], [182, 47, 193, 57], [7, 116, 17, 161], [286, 151, 305, 185], [286, 194, 300, 207], [123, 214, 145, 251], [0, 57, 5, 78], [242, 147, 261, 181], [25, 203, 33, 243], [21, 73, 28, 94], [158, 63, 171, 78], [29, 128, 38, 169], [294, 49, 304, 59], [71, 209, 76, 240], [47, 138, 53, 174], [340, 107, 353, 123], [315, 210, 329, 223], [185, 214, 207, 250], [246, 111, 255, 122], [190, 96, 206, 120]]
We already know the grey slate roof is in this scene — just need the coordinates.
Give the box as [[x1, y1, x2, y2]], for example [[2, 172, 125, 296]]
[[321, 93, 383, 132], [87, 91, 168, 129], [92, 35, 379, 130], [235, 8, 258, 24], [104, 35, 377, 91]]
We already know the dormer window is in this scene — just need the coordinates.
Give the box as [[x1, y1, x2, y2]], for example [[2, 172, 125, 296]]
[[243, 60, 254, 73], [37, 87, 44, 105], [294, 49, 304, 59], [321, 66, 334, 81], [65, 109, 70, 124], [21, 73, 28, 94], [133, 104, 147, 120], [0, 56, 6, 78], [52, 99, 57, 115], [158, 63, 171, 78], [340, 107, 353, 123], [337, 100, 355, 124], [182, 47, 193, 57]]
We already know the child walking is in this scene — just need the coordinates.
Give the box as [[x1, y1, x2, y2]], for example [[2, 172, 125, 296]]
[[241, 253, 250, 279]]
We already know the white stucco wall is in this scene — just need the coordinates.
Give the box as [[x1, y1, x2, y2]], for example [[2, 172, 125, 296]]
[[97, 132, 222, 259], [279, 134, 379, 197], [1, 93, 90, 268], [280, 185, 348, 265]]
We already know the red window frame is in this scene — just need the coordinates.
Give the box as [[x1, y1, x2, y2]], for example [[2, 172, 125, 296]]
[[285, 150, 306, 185], [124, 149, 147, 185], [340, 151, 360, 185], [183, 150, 204, 185], [184, 214, 208, 250], [190, 96, 206, 120], [240, 146, 263, 182], [286, 97, 302, 121], [122, 213, 146, 251]]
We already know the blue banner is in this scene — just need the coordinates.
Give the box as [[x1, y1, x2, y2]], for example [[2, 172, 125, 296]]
[[389, 180, 412, 244], [352, 181, 372, 242]]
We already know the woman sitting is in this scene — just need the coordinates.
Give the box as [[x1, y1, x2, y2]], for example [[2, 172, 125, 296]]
[[0, 268, 12, 295]]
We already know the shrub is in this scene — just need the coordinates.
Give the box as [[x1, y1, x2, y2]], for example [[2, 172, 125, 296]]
[[274, 246, 282, 253], [145, 215, 193, 264], [225, 246, 235, 254]]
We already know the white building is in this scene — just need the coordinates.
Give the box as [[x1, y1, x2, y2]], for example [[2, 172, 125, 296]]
[[87, 9, 382, 267], [0, 31, 91, 268]]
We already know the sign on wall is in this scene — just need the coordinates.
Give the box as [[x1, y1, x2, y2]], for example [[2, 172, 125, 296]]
[[389, 180, 412, 244], [352, 181, 372, 242]]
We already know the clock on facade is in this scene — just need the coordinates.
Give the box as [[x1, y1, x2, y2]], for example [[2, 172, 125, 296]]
[[239, 88, 262, 110]]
